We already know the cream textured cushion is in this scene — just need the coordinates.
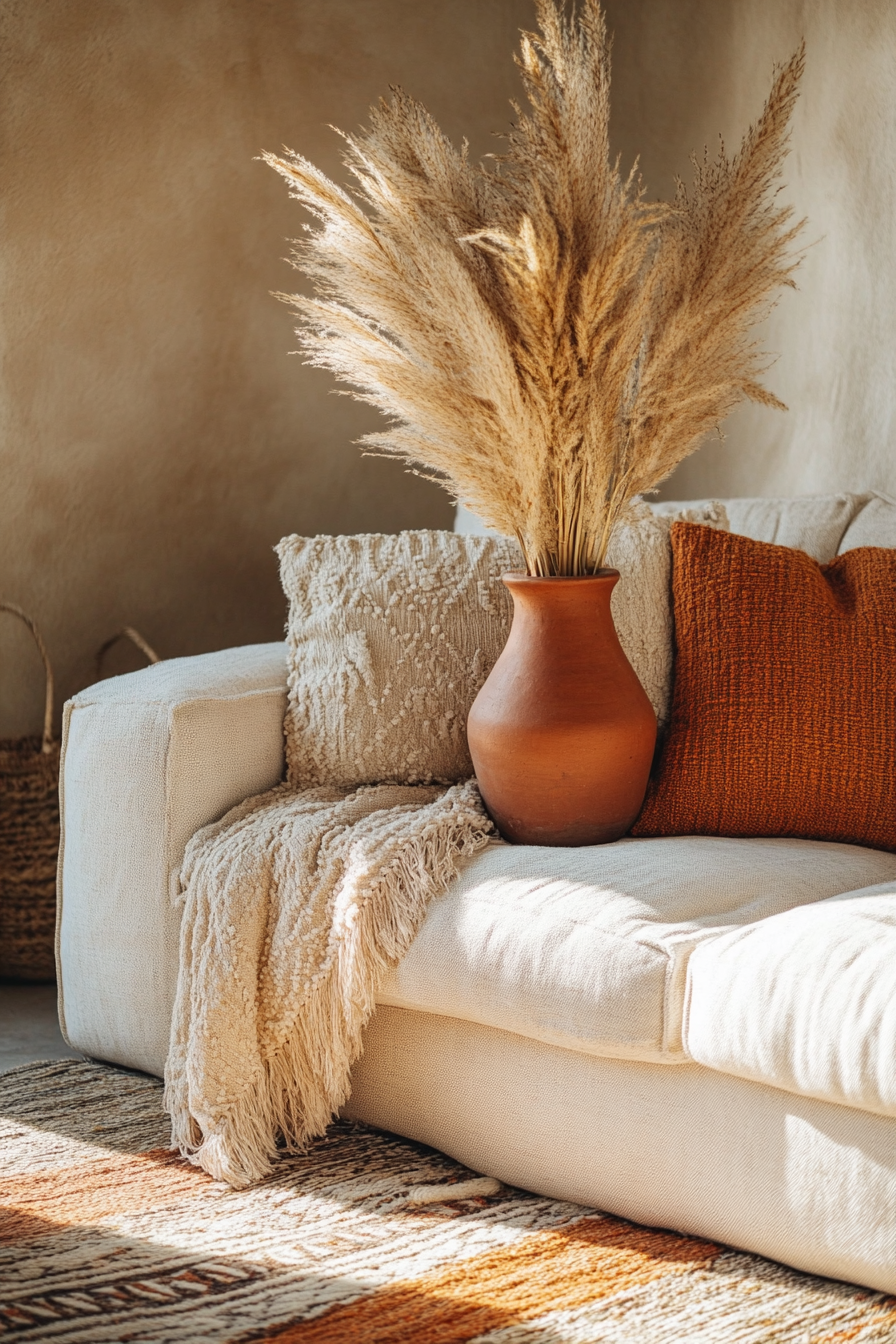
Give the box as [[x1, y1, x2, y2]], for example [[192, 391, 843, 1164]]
[[657, 490, 896, 561], [278, 530, 519, 788], [684, 882, 896, 1117], [838, 491, 896, 551], [377, 835, 896, 1063], [278, 506, 729, 792], [655, 492, 874, 561], [724, 493, 871, 560]]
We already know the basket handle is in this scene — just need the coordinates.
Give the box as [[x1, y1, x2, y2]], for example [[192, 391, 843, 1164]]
[[0, 603, 54, 753], [95, 627, 161, 679]]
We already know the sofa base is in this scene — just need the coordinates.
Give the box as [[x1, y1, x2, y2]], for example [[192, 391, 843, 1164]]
[[345, 1006, 896, 1295]]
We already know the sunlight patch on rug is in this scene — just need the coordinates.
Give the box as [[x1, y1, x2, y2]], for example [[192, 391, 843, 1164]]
[[0, 1060, 893, 1342]]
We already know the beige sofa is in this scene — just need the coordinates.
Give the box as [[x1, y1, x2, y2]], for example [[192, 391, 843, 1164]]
[[57, 492, 896, 1293]]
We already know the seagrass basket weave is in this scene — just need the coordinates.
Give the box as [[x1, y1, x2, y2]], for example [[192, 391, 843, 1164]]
[[0, 604, 59, 981]]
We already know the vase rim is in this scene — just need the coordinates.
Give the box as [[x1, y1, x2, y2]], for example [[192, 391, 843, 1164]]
[[501, 568, 620, 584]]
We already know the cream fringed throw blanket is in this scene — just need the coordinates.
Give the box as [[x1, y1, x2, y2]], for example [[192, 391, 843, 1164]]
[[164, 779, 493, 1188]]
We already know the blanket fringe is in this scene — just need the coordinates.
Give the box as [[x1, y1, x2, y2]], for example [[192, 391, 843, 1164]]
[[165, 780, 494, 1187]]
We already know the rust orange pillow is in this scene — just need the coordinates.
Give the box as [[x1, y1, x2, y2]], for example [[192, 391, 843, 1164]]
[[632, 523, 896, 851]]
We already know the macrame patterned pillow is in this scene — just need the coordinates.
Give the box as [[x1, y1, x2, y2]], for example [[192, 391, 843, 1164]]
[[278, 531, 520, 788], [278, 510, 728, 791], [632, 523, 896, 851]]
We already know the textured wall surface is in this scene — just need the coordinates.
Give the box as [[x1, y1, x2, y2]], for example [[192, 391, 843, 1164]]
[[0, 0, 533, 734], [604, 0, 896, 503], [3, 0, 894, 733]]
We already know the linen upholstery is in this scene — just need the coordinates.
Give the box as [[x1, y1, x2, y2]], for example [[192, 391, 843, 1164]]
[[278, 531, 519, 789], [653, 491, 867, 558], [633, 525, 896, 851], [346, 1006, 896, 1295], [655, 490, 896, 560], [837, 491, 896, 551], [378, 835, 896, 1063], [57, 643, 288, 1075], [58, 637, 896, 1078], [685, 883, 896, 1118]]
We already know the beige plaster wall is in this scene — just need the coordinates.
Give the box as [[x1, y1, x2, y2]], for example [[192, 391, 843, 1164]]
[[0, 0, 534, 735], [604, 0, 896, 503], [3, 0, 893, 734]]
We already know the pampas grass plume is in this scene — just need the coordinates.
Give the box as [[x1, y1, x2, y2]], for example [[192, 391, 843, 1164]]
[[265, 0, 804, 575]]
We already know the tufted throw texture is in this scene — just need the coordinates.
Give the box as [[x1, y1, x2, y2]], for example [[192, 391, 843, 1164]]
[[633, 524, 896, 851], [278, 506, 728, 790], [166, 778, 495, 1187]]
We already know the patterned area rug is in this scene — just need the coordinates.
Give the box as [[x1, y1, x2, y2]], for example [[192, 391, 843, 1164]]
[[1, 1060, 895, 1342]]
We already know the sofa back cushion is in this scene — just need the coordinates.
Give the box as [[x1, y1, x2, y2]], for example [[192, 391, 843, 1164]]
[[654, 491, 896, 561], [278, 505, 727, 790], [724, 493, 868, 560], [838, 493, 896, 552], [632, 523, 896, 852]]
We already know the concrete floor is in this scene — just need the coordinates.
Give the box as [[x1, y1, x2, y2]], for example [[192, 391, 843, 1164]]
[[0, 982, 82, 1074]]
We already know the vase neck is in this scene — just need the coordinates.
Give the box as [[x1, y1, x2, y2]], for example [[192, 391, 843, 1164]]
[[501, 571, 619, 623]]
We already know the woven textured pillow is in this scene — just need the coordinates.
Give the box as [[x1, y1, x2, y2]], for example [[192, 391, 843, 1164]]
[[278, 508, 727, 790], [278, 530, 518, 789], [632, 523, 896, 851]]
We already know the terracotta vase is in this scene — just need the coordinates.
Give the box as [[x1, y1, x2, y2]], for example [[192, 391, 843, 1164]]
[[467, 571, 657, 846]]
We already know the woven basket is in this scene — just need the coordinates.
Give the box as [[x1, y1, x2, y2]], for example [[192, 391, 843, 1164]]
[[0, 616, 161, 982], [0, 605, 59, 981]]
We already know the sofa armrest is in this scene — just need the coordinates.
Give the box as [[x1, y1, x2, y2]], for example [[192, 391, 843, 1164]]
[[57, 642, 288, 1076]]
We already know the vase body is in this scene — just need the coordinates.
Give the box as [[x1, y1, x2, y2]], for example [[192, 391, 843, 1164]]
[[467, 571, 657, 846]]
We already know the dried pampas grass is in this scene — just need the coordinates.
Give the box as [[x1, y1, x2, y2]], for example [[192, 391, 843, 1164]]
[[265, 0, 804, 575]]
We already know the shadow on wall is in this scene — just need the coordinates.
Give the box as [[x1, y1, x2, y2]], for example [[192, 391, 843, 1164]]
[[602, 0, 896, 505]]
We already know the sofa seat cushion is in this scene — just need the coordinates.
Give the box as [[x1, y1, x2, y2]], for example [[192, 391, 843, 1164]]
[[684, 883, 896, 1117], [724, 493, 869, 560], [377, 835, 896, 1065]]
